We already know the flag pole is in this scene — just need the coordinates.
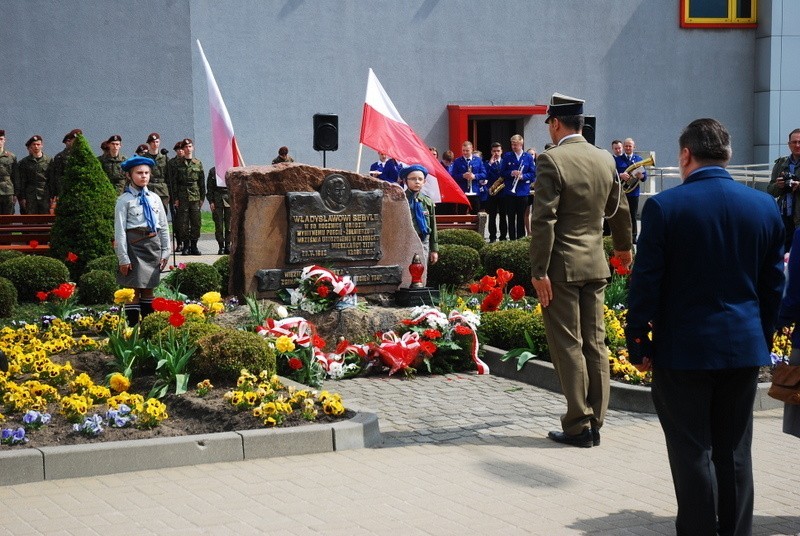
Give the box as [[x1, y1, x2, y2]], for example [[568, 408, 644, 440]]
[[356, 143, 364, 174]]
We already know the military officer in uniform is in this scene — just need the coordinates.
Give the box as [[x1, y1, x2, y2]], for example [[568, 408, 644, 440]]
[[206, 166, 230, 255], [170, 138, 204, 255], [0, 130, 17, 215], [144, 133, 170, 213], [530, 93, 632, 448], [16, 135, 53, 214], [49, 129, 82, 201], [99, 134, 127, 194]]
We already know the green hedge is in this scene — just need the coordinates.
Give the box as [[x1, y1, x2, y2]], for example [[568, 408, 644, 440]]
[[427, 244, 480, 288]]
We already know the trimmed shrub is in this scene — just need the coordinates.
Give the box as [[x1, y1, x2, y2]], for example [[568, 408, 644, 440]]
[[138, 311, 214, 341], [480, 237, 533, 293], [479, 309, 548, 359], [49, 133, 116, 280], [0, 276, 18, 317], [77, 270, 117, 305], [0, 250, 23, 264], [426, 244, 480, 288], [85, 254, 119, 276], [163, 262, 221, 299], [191, 329, 276, 382], [438, 229, 486, 253], [0, 255, 70, 302], [213, 255, 230, 296]]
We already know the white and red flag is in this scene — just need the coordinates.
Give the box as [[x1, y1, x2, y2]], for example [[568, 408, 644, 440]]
[[359, 69, 468, 205], [196, 40, 245, 187]]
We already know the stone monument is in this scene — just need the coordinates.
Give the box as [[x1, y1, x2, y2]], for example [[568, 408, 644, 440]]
[[226, 163, 427, 298]]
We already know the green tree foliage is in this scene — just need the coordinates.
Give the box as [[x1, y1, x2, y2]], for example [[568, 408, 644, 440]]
[[50, 133, 116, 280]]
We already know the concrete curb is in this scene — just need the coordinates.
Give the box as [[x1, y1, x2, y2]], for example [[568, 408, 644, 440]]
[[482, 345, 781, 414], [0, 409, 381, 486]]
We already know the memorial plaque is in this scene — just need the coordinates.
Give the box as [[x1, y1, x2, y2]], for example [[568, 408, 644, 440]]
[[256, 265, 403, 292], [286, 174, 383, 263]]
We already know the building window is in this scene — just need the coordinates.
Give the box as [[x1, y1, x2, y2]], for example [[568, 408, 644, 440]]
[[680, 0, 757, 28]]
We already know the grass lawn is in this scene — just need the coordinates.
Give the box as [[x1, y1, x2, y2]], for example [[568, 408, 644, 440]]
[[168, 210, 217, 236]]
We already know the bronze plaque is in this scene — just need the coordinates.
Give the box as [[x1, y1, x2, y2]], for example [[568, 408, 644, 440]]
[[286, 174, 383, 263]]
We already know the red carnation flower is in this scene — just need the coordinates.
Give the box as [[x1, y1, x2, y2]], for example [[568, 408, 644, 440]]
[[168, 312, 185, 328], [419, 340, 437, 355], [454, 325, 473, 336], [288, 357, 304, 370], [509, 285, 526, 301], [317, 285, 330, 298], [36, 291, 49, 302], [423, 329, 442, 340], [65, 252, 78, 263]]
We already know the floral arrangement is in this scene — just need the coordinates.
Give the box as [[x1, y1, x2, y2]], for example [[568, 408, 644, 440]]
[[606, 256, 631, 309], [257, 317, 328, 388], [279, 265, 357, 314], [223, 370, 345, 426], [467, 268, 529, 312]]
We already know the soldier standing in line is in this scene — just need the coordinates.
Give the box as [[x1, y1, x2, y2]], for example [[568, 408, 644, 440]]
[[144, 133, 170, 213], [171, 138, 204, 255], [0, 130, 17, 215], [206, 166, 230, 255], [16, 135, 53, 214], [99, 134, 127, 194], [166, 141, 185, 251], [49, 129, 82, 202]]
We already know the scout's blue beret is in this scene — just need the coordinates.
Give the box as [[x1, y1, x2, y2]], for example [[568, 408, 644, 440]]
[[399, 164, 428, 179], [121, 156, 156, 171], [545, 92, 585, 123]]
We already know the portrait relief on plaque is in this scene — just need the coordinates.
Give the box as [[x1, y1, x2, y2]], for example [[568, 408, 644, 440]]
[[320, 174, 352, 213]]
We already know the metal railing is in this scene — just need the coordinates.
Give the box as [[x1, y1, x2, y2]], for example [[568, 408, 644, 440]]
[[641, 163, 772, 195]]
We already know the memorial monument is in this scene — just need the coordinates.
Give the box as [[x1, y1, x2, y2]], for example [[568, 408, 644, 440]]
[[226, 163, 427, 298]]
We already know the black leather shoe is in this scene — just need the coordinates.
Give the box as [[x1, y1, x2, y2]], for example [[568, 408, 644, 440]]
[[547, 429, 593, 448], [218, 247, 225, 255], [223, 246, 230, 254], [591, 428, 600, 446]]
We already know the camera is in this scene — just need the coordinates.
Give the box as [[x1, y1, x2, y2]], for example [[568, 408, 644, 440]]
[[782, 172, 799, 191]]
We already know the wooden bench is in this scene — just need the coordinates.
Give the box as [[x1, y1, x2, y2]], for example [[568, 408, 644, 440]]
[[435, 213, 487, 237], [0, 214, 56, 254]]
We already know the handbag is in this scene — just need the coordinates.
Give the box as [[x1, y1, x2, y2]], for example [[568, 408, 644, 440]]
[[768, 363, 800, 404]]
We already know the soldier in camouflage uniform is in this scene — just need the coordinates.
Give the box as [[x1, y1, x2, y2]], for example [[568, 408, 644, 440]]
[[99, 135, 127, 194], [144, 133, 170, 213], [0, 130, 17, 215], [206, 166, 231, 255], [169, 138, 204, 255], [49, 129, 82, 201], [16, 135, 53, 214]]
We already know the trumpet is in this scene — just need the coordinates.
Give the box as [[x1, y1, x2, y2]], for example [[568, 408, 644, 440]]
[[622, 152, 656, 194], [510, 162, 524, 194]]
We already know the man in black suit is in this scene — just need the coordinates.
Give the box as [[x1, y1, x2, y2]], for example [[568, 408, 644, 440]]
[[626, 118, 785, 536]]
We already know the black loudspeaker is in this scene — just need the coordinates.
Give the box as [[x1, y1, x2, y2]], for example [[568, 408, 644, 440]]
[[313, 113, 338, 151], [583, 115, 596, 146]]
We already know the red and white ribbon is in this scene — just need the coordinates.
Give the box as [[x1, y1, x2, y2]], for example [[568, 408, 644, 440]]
[[301, 265, 357, 296], [448, 311, 489, 375]]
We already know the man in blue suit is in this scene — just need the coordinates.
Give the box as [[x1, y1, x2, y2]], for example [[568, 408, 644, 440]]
[[501, 134, 535, 239], [625, 118, 785, 536]]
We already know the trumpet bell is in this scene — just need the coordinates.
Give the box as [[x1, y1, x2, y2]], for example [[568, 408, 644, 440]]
[[622, 152, 656, 194]]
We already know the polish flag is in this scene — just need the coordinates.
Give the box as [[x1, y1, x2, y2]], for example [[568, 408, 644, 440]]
[[196, 40, 245, 187], [360, 69, 468, 205]]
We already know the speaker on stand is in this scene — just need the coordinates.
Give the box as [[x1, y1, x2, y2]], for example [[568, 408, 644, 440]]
[[313, 113, 338, 167]]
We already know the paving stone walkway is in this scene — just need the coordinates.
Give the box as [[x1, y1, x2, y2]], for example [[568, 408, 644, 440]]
[[0, 370, 798, 535]]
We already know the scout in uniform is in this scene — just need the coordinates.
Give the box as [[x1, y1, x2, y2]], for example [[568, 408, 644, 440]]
[[400, 164, 439, 266], [114, 156, 170, 326]]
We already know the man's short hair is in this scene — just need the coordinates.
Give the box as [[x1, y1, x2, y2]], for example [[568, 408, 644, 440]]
[[679, 118, 731, 164], [491, 142, 502, 149], [510, 134, 523, 144], [611, 139, 623, 146], [558, 115, 584, 132], [789, 128, 800, 141]]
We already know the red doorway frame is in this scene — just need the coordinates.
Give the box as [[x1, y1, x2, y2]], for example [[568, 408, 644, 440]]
[[446, 104, 547, 154]]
